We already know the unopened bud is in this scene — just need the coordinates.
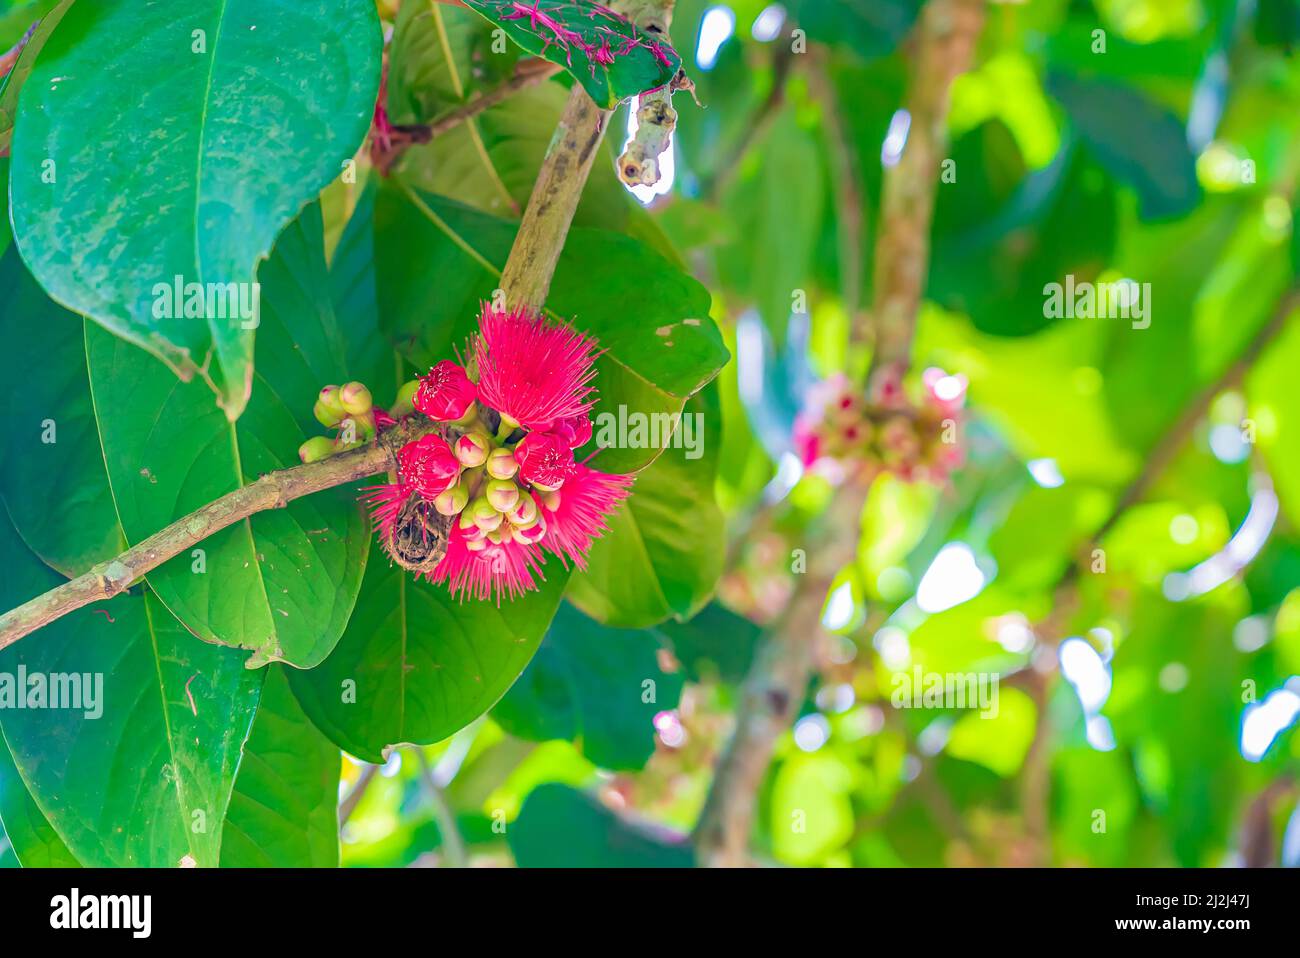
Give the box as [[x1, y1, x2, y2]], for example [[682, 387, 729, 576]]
[[390, 380, 420, 418], [465, 536, 489, 552], [486, 447, 518, 480], [340, 381, 372, 415], [470, 497, 502, 532], [509, 493, 539, 528], [455, 431, 491, 468], [313, 399, 345, 427], [486, 478, 520, 513], [298, 436, 335, 463], [513, 518, 547, 544], [434, 482, 469, 516], [538, 488, 562, 512]]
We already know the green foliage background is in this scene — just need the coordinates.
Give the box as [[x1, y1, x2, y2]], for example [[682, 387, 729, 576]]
[[1, 0, 1299, 869]]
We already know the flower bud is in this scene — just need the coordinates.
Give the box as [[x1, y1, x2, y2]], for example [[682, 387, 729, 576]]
[[470, 497, 503, 532], [487, 525, 508, 545], [340, 381, 372, 415], [318, 385, 345, 415], [298, 436, 335, 463], [455, 431, 491, 468], [433, 482, 469, 517], [313, 399, 345, 428], [458, 510, 478, 531], [538, 487, 562, 513], [513, 518, 547, 545], [486, 478, 520, 513], [465, 536, 489, 553], [509, 492, 539, 528], [389, 380, 420, 418], [486, 447, 519, 480], [415, 360, 477, 422]]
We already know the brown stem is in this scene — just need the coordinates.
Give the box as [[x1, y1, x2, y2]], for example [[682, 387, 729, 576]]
[[0, 416, 445, 653], [867, 0, 985, 393], [426, 61, 562, 138]]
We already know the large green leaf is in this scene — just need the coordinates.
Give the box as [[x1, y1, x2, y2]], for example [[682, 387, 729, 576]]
[[0, 736, 80, 867], [461, 0, 681, 109], [289, 540, 569, 763], [0, 245, 125, 577], [220, 665, 341, 867], [9, 0, 380, 419], [0, 513, 263, 867], [493, 602, 683, 770], [509, 783, 692, 867], [84, 208, 369, 669], [371, 182, 726, 473], [567, 391, 724, 627]]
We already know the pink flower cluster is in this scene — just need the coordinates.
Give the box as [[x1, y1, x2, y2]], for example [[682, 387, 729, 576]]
[[368, 304, 633, 603], [793, 368, 968, 484]]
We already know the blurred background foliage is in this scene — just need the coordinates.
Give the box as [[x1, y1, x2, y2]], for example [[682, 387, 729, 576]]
[[4, 0, 1300, 869]]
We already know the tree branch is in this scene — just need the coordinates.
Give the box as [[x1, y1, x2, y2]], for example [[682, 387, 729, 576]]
[[693, 0, 986, 867], [0, 415, 443, 653], [426, 60, 562, 139]]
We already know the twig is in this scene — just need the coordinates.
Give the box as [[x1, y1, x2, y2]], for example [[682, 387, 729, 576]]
[[0, 415, 443, 653], [427, 60, 562, 138], [339, 763, 381, 825], [416, 749, 469, 867], [693, 0, 987, 868]]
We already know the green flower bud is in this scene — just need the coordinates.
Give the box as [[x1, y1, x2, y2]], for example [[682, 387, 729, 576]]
[[487, 525, 508, 545], [298, 436, 335, 463], [486, 478, 520, 513], [486, 447, 519, 480], [319, 384, 345, 409], [340, 381, 373, 415], [470, 497, 502, 532], [458, 510, 478, 531], [538, 488, 562, 513], [455, 431, 492, 468], [508, 492, 540, 528], [389, 380, 420, 418], [466, 536, 489, 553], [313, 399, 345, 428], [434, 482, 469, 517]]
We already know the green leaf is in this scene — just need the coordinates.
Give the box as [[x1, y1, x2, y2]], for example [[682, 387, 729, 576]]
[[654, 601, 761, 684], [567, 391, 724, 627], [0, 513, 263, 867], [0, 245, 125, 577], [371, 181, 727, 473], [0, 735, 80, 867], [288, 540, 569, 763], [84, 207, 369, 669], [9, 0, 381, 418], [788, 0, 922, 59], [493, 602, 683, 770], [461, 0, 681, 109], [1047, 72, 1201, 221], [509, 783, 692, 867], [0, 0, 72, 154], [221, 665, 341, 867]]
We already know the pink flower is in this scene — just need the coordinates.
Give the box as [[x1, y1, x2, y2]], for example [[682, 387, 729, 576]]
[[415, 360, 477, 422], [397, 434, 460, 498], [553, 414, 593, 449], [474, 304, 598, 431], [516, 430, 576, 488], [539, 464, 634, 570], [360, 482, 409, 545], [430, 523, 547, 604]]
